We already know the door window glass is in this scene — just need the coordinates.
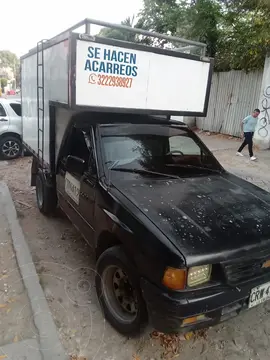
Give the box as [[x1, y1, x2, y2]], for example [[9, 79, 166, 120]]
[[65, 127, 97, 176], [68, 128, 90, 163], [0, 104, 7, 117], [10, 103, 21, 116]]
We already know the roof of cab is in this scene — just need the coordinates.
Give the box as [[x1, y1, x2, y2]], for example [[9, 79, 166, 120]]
[[73, 111, 187, 127]]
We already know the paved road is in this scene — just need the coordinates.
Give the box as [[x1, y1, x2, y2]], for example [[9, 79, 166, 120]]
[[1, 94, 21, 100]]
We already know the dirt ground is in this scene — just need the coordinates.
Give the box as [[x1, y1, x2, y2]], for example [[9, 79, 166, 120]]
[[1, 135, 270, 360]]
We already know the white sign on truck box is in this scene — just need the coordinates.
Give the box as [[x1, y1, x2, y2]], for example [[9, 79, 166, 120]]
[[76, 40, 211, 113]]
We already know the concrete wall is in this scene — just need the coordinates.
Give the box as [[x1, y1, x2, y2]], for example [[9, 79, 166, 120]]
[[171, 116, 196, 127], [254, 57, 270, 149]]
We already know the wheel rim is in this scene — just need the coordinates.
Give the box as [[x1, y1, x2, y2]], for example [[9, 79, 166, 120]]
[[2, 140, 20, 158], [36, 176, 43, 208], [102, 265, 138, 324]]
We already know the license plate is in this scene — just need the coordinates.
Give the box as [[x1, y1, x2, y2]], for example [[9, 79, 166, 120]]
[[248, 281, 270, 309]]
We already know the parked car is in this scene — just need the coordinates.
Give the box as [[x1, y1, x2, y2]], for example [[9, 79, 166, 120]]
[[7, 89, 16, 95], [0, 98, 22, 160]]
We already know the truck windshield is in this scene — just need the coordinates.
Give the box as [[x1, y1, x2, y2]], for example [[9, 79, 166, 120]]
[[100, 124, 222, 177]]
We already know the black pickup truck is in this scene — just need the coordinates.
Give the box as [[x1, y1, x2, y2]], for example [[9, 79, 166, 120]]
[[32, 110, 270, 335]]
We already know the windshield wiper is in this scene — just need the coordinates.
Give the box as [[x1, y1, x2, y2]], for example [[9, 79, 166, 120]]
[[111, 167, 180, 179], [166, 164, 222, 173]]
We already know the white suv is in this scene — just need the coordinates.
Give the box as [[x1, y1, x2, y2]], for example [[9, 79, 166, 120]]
[[0, 98, 22, 160]]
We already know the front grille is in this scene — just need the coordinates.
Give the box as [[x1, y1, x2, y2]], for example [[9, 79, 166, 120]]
[[222, 251, 270, 285]]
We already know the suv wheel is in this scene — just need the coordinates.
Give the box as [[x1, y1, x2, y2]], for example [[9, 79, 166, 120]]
[[0, 136, 22, 160], [95, 246, 148, 335]]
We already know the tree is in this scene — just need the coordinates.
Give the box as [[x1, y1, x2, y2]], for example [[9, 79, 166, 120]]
[[0, 50, 19, 87], [186, 0, 221, 57], [136, 0, 221, 55], [98, 0, 270, 72], [15, 64, 21, 88], [215, 0, 270, 71], [136, 0, 188, 47], [0, 50, 19, 68], [136, 0, 270, 71], [0, 78, 7, 91], [98, 16, 137, 42]]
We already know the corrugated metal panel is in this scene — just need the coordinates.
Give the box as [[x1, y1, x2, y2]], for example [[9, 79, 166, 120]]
[[197, 70, 263, 137]]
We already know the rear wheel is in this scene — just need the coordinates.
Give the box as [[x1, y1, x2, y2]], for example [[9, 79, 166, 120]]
[[0, 136, 22, 160], [36, 171, 57, 215], [95, 246, 148, 335]]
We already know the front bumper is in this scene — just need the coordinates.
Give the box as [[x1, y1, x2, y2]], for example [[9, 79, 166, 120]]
[[140, 277, 269, 333]]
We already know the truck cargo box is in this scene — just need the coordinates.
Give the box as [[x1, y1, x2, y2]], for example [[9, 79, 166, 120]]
[[21, 18, 213, 168]]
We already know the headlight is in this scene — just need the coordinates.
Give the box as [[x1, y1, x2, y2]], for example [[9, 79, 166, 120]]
[[187, 265, 212, 287]]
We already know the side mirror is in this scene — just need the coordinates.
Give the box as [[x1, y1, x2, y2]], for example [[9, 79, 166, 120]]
[[66, 155, 86, 176]]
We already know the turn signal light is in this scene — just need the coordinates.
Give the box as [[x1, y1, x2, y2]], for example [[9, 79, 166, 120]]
[[182, 314, 206, 326], [162, 267, 186, 290]]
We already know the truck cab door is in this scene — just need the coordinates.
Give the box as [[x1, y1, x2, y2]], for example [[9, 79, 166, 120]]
[[78, 130, 98, 241], [56, 126, 92, 231]]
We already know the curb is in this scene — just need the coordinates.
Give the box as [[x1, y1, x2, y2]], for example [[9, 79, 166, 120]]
[[0, 182, 67, 360]]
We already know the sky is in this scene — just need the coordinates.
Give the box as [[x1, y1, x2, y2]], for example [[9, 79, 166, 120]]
[[0, 0, 143, 57]]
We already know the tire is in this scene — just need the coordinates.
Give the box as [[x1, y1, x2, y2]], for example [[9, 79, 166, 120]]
[[36, 171, 57, 215], [95, 246, 148, 335], [0, 136, 22, 160]]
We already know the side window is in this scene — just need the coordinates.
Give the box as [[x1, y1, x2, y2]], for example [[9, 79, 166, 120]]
[[65, 127, 97, 176], [0, 104, 7, 117], [169, 135, 201, 155], [10, 103, 21, 116], [83, 131, 97, 176], [68, 128, 90, 163]]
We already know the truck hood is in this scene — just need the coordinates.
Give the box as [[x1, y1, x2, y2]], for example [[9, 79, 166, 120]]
[[113, 172, 270, 266]]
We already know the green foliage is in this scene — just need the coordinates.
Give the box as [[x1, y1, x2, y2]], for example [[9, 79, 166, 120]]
[[0, 50, 19, 68], [136, 0, 189, 46], [98, 17, 137, 42], [215, 1, 270, 71], [98, 0, 270, 72], [137, 0, 221, 52], [186, 0, 221, 57], [0, 78, 7, 90]]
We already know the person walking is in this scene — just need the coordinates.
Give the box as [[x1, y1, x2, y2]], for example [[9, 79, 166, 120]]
[[236, 109, 260, 161]]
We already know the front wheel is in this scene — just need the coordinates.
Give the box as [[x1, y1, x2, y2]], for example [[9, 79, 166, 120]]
[[0, 136, 22, 160], [95, 246, 148, 335]]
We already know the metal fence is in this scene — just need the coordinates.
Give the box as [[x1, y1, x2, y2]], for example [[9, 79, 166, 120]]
[[196, 70, 263, 137]]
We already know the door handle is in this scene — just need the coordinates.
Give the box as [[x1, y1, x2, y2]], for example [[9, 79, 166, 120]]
[[0, 118, 8, 122]]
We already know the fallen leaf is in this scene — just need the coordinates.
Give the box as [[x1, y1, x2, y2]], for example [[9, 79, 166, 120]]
[[0, 304, 7, 309], [13, 335, 18, 343], [0, 275, 8, 280], [184, 332, 194, 340], [133, 354, 140, 360], [6, 308, 11, 314], [7, 298, 16, 304], [16, 200, 32, 208], [0, 355, 7, 359]]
